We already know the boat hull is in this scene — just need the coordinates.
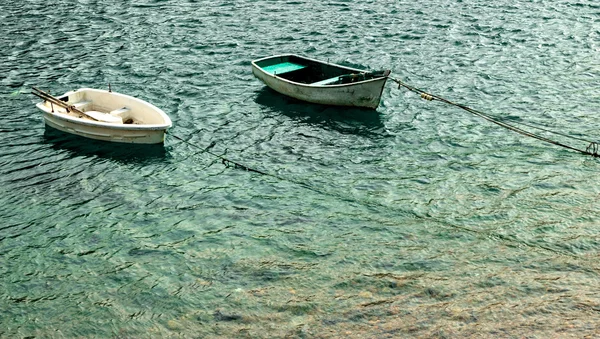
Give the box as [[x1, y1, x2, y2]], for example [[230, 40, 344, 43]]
[[252, 54, 389, 109], [35, 88, 171, 144], [42, 112, 167, 144]]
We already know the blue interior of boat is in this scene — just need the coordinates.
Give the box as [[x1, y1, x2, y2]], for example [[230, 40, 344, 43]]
[[256, 56, 389, 86], [262, 62, 306, 75]]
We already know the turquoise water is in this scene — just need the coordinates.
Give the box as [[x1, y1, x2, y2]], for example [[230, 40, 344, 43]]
[[2, 0, 600, 337]]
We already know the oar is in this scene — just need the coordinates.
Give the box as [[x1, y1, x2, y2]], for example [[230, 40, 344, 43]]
[[32, 87, 99, 121], [32, 91, 99, 122], [31, 90, 73, 112], [32, 87, 78, 111], [32, 87, 76, 111]]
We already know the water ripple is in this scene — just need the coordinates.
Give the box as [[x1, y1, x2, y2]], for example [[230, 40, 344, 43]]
[[2, 0, 600, 337]]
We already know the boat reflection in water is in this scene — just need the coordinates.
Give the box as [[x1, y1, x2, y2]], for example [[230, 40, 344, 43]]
[[43, 125, 168, 165]]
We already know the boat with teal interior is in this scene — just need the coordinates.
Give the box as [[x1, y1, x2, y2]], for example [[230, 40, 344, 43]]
[[252, 54, 390, 109]]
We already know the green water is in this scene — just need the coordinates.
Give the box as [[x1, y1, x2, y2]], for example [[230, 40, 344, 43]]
[[1, 0, 600, 338]]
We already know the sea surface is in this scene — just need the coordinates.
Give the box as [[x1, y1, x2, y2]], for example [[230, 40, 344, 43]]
[[1, 0, 600, 338]]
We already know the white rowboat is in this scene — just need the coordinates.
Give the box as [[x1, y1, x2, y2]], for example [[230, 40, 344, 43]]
[[252, 54, 390, 109], [34, 88, 172, 144]]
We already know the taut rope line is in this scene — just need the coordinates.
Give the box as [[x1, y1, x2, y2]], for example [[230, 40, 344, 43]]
[[166, 131, 581, 258], [168, 133, 269, 175], [389, 77, 600, 158]]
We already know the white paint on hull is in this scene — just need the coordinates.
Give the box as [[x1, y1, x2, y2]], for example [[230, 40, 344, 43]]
[[35, 88, 172, 144], [252, 54, 389, 109]]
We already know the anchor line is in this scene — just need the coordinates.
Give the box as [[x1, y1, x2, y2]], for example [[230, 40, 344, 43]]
[[166, 132, 345, 198], [167, 133, 271, 175], [389, 77, 600, 158], [165, 133, 585, 260]]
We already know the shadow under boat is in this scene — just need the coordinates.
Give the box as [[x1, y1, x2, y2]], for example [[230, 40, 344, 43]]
[[254, 88, 387, 138], [43, 125, 169, 164]]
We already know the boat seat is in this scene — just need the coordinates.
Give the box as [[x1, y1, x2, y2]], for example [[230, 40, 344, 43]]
[[85, 111, 123, 124], [312, 77, 340, 86], [72, 100, 91, 109], [262, 62, 306, 75], [109, 107, 131, 117]]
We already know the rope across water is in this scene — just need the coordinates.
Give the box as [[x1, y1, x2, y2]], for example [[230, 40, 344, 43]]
[[171, 76, 599, 164], [389, 77, 600, 158], [167, 134, 270, 175], [165, 132, 584, 258]]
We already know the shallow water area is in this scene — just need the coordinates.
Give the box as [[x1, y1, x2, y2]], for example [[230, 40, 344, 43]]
[[1, 0, 600, 338]]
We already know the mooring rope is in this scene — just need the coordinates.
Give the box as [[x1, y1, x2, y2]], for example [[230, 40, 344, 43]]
[[167, 131, 388, 206], [389, 77, 600, 158], [167, 133, 270, 175], [166, 131, 584, 259]]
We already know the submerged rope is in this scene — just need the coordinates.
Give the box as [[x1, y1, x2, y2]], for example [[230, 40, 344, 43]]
[[166, 131, 585, 259], [389, 77, 600, 158], [168, 133, 270, 175], [166, 132, 388, 207]]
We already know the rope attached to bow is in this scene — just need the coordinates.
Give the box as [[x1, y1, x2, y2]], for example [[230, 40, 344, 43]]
[[389, 77, 600, 158]]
